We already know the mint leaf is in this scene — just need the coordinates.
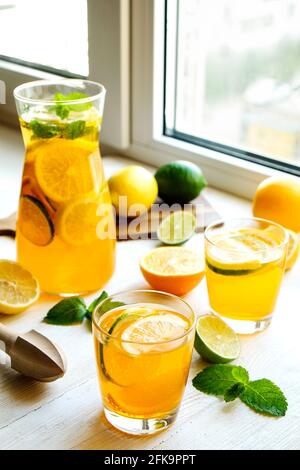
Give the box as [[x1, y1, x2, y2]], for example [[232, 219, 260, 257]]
[[232, 366, 249, 384], [29, 119, 60, 139], [55, 103, 70, 120], [100, 300, 125, 315], [240, 379, 288, 417], [193, 365, 288, 418], [85, 291, 109, 321], [53, 92, 92, 119], [224, 383, 245, 402], [44, 297, 87, 325], [63, 120, 86, 139], [192, 365, 249, 396]]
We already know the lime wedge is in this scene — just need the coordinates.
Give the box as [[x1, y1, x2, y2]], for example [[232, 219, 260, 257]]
[[194, 314, 240, 363], [157, 211, 196, 245]]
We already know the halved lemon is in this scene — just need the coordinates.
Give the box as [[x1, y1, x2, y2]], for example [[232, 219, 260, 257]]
[[0, 260, 40, 314], [140, 247, 205, 295], [34, 139, 101, 203], [121, 312, 190, 355], [286, 229, 300, 271]]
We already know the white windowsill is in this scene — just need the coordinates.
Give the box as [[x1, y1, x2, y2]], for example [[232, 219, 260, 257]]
[[0, 122, 299, 450]]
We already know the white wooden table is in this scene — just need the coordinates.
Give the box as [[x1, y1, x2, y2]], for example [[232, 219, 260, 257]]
[[0, 125, 299, 450]]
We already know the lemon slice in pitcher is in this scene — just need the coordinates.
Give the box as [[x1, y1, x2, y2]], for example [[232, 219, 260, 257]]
[[0, 260, 40, 314], [35, 139, 101, 203]]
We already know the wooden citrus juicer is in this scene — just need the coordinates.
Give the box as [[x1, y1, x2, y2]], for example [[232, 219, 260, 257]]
[[0, 323, 67, 382]]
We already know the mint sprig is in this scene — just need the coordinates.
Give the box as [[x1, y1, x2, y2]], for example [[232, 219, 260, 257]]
[[193, 365, 287, 417], [29, 119, 60, 139], [28, 119, 88, 140], [53, 92, 92, 120], [44, 291, 115, 325]]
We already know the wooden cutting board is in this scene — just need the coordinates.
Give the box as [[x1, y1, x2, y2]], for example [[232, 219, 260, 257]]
[[0, 195, 220, 241]]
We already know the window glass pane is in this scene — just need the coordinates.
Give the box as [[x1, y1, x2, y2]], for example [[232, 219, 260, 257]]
[[165, 0, 300, 169], [0, 0, 88, 76]]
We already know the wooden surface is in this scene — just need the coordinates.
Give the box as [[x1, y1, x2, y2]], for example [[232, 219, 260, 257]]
[[0, 195, 219, 241], [0, 125, 300, 450]]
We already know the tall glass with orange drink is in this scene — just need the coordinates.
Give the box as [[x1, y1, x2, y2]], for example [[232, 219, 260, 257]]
[[14, 80, 115, 295]]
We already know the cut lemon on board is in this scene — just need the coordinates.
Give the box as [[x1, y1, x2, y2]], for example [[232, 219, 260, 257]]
[[140, 247, 205, 295], [286, 229, 300, 271], [157, 211, 196, 245], [121, 312, 190, 355], [0, 260, 40, 314], [35, 139, 101, 203], [194, 314, 240, 364]]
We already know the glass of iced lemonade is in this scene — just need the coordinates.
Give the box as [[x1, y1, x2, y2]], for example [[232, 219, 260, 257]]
[[92, 290, 195, 435], [205, 217, 288, 334]]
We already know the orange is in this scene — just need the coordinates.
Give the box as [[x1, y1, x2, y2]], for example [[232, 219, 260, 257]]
[[253, 176, 300, 232], [34, 139, 101, 203], [140, 247, 205, 295]]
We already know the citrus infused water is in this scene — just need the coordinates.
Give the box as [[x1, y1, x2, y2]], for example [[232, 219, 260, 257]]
[[93, 292, 195, 434], [14, 81, 115, 294], [205, 219, 288, 332]]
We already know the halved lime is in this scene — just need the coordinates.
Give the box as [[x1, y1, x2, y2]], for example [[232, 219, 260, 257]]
[[194, 314, 240, 364], [157, 211, 196, 245]]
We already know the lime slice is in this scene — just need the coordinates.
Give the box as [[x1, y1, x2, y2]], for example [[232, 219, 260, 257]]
[[194, 314, 240, 363], [100, 307, 145, 383], [157, 211, 196, 245], [121, 312, 189, 355], [18, 195, 54, 246]]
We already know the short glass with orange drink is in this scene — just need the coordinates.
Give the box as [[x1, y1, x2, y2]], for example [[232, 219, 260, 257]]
[[14, 80, 115, 295], [92, 290, 195, 435], [205, 217, 288, 334]]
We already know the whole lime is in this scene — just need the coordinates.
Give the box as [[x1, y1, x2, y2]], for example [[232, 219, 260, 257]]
[[155, 161, 207, 204]]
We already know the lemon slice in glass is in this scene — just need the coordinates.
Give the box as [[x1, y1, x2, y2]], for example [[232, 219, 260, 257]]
[[121, 312, 190, 355]]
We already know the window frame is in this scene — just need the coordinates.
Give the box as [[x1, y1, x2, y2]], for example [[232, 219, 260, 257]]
[[0, 0, 298, 200], [129, 0, 300, 199], [0, 0, 130, 149]]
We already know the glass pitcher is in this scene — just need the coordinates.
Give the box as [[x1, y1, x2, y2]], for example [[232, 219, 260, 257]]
[[14, 80, 116, 295]]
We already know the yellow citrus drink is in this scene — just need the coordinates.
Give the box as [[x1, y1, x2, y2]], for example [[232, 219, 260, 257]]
[[92, 291, 195, 435], [205, 218, 288, 334], [14, 80, 115, 295]]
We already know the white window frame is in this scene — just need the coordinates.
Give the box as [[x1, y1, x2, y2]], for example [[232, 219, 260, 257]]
[[128, 0, 291, 199], [0, 0, 293, 199], [0, 0, 130, 149]]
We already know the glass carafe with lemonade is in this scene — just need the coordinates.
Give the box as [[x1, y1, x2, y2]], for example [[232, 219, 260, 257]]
[[92, 290, 195, 435], [205, 217, 288, 334], [14, 80, 115, 295]]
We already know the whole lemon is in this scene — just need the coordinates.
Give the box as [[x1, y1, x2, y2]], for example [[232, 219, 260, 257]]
[[253, 176, 300, 232], [108, 165, 158, 215]]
